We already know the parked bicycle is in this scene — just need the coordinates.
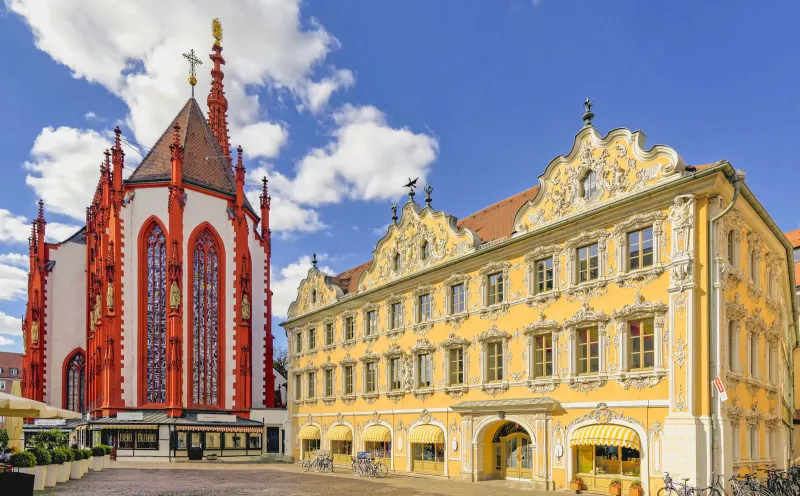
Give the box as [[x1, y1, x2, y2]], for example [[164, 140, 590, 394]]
[[659, 472, 726, 496], [301, 451, 333, 473], [351, 455, 388, 478]]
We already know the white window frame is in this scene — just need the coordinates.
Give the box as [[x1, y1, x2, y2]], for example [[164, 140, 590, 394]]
[[293, 373, 303, 402], [416, 293, 432, 323], [342, 312, 355, 343], [748, 332, 759, 380], [611, 298, 668, 375], [726, 229, 741, 269], [564, 305, 609, 380], [443, 273, 470, 326], [564, 230, 608, 291], [416, 353, 432, 389], [440, 333, 470, 391], [612, 212, 666, 280], [363, 360, 378, 394], [323, 367, 335, 398], [767, 343, 777, 386], [388, 356, 403, 391], [295, 330, 303, 355], [524, 245, 561, 302], [323, 320, 335, 348], [307, 370, 316, 399], [728, 320, 740, 374], [478, 261, 511, 309], [363, 304, 379, 337], [523, 317, 561, 389], [307, 327, 317, 351], [341, 363, 355, 397], [476, 327, 510, 392]]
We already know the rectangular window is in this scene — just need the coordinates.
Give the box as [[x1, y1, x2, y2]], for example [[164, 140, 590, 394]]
[[728, 321, 738, 372], [118, 431, 134, 450], [205, 432, 221, 449], [390, 303, 402, 329], [9, 368, 17, 375], [344, 366, 354, 396], [295, 332, 302, 354], [294, 375, 302, 401], [795, 247, 800, 263], [0, 381, 5, 391], [577, 328, 600, 374], [418, 353, 432, 388], [749, 333, 759, 378], [629, 318, 655, 370], [0, 367, 3, 374], [366, 310, 378, 336], [451, 284, 466, 314], [535, 258, 554, 294], [226, 432, 246, 449], [390, 358, 402, 391], [418, 294, 432, 322], [344, 317, 355, 341], [308, 328, 316, 350], [749, 427, 758, 459], [750, 252, 759, 282], [727, 231, 736, 265], [628, 227, 653, 270], [324, 369, 334, 397], [732, 423, 740, 461], [532, 333, 553, 378], [449, 348, 464, 385], [768, 345, 777, 385], [577, 244, 599, 283], [324, 323, 334, 346], [486, 342, 504, 382], [365, 362, 377, 393], [487, 272, 504, 305], [307, 371, 316, 398]]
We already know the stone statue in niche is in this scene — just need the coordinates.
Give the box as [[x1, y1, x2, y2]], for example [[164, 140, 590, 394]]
[[401, 355, 414, 391], [30, 320, 39, 344], [106, 283, 114, 312], [241, 293, 251, 321], [169, 282, 181, 311]]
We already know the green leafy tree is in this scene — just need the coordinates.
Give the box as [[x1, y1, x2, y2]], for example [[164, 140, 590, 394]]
[[31, 429, 67, 450], [273, 346, 288, 378], [0, 428, 8, 452]]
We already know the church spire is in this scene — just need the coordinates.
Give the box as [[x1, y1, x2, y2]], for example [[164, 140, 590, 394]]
[[208, 18, 230, 161]]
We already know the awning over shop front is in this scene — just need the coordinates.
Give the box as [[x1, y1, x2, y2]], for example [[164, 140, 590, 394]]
[[176, 425, 263, 433], [327, 425, 352, 441], [408, 424, 444, 444], [298, 425, 320, 440], [96, 425, 159, 430], [361, 425, 391, 443], [570, 424, 640, 450]]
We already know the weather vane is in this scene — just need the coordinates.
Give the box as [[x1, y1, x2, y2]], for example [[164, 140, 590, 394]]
[[582, 98, 594, 128], [212, 18, 223, 46], [403, 177, 418, 201], [182, 49, 203, 97]]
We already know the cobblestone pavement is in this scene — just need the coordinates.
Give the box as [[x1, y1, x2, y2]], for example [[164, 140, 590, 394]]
[[39, 463, 549, 496]]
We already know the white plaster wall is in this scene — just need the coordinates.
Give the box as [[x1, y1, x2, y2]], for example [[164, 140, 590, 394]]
[[121, 186, 169, 408], [249, 224, 267, 407], [182, 190, 236, 409], [45, 239, 87, 408]]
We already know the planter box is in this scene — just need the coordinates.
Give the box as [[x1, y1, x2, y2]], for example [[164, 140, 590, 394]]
[[629, 488, 644, 496], [105, 454, 111, 467], [93, 455, 104, 472], [45, 464, 58, 487], [32, 465, 47, 491], [70, 461, 82, 479], [81, 458, 89, 475], [610, 486, 622, 496], [58, 462, 71, 483], [570, 482, 583, 493], [1, 471, 35, 496]]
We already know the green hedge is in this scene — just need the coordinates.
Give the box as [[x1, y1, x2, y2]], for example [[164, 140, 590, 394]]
[[29, 446, 51, 466], [9, 451, 36, 468], [81, 448, 92, 459], [92, 445, 105, 457], [51, 449, 67, 465], [103, 445, 112, 455], [61, 448, 74, 462], [71, 448, 83, 461]]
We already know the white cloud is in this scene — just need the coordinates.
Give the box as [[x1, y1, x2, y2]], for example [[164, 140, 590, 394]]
[[289, 104, 438, 206], [0, 253, 29, 268], [301, 68, 355, 113], [234, 121, 288, 160], [23, 126, 112, 220], [244, 188, 325, 234], [371, 223, 391, 236], [84, 111, 104, 122], [0, 208, 81, 244], [0, 263, 28, 301], [271, 254, 334, 320], [0, 336, 15, 347], [0, 312, 22, 336]]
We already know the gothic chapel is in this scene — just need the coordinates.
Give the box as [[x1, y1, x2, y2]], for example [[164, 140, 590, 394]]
[[20, 20, 276, 427]]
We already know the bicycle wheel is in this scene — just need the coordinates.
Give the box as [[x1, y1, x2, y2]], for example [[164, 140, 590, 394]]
[[302, 459, 311, 472], [658, 488, 680, 496], [375, 463, 388, 479]]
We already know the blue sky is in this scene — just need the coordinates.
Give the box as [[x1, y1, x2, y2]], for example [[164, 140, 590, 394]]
[[0, 0, 797, 354]]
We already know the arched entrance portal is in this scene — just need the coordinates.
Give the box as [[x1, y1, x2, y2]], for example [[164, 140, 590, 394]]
[[491, 422, 533, 481]]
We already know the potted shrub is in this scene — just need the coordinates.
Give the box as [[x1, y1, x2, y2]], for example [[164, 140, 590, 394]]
[[57, 448, 73, 483], [81, 448, 92, 475], [29, 446, 51, 490], [92, 445, 106, 471], [609, 478, 623, 496], [570, 475, 584, 493], [70, 448, 83, 479], [103, 444, 112, 466], [9, 451, 37, 474], [629, 479, 643, 496], [48, 449, 66, 487]]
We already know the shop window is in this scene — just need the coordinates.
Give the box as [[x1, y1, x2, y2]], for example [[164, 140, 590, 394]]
[[248, 433, 261, 449], [577, 244, 599, 283], [344, 317, 355, 341], [365, 441, 391, 459], [226, 432, 246, 449], [417, 353, 432, 388], [118, 431, 134, 449], [366, 310, 378, 336], [628, 319, 655, 370], [487, 273, 504, 305], [176, 431, 188, 450], [534, 257, 554, 294], [417, 294, 432, 323], [532, 333, 553, 378], [331, 439, 352, 460], [303, 438, 320, 456], [205, 432, 221, 449], [575, 444, 641, 477], [389, 358, 402, 390], [450, 283, 466, 314], [412, 443, 444, 464], [495, 445, 502, 470], [449, 348, 464, 385], [344, 365, 354, 396], [627, 227, 653, 271], [324, 323, 334, 346], [577, 328, 600, 374], [486, 342, 504, 382]]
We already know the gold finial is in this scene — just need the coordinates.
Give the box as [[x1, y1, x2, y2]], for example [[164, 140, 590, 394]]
[[212, 18, 223, 46], [182, 49, 202, 95]]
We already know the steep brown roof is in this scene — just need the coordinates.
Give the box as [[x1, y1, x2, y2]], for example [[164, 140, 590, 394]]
[[331, 261, 371, 294], [127, 98, 236, 196]]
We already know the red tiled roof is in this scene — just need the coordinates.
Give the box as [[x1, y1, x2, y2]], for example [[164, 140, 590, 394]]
[[331, 261, 371, 295], [0, 351, 23, 381]]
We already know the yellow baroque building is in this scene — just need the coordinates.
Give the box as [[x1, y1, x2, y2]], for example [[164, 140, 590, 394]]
[[282, 116, 797, 493]]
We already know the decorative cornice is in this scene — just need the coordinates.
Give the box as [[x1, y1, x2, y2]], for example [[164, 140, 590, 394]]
[[476, 325, 510, 343]]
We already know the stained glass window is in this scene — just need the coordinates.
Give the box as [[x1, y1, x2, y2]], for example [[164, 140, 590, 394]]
[[145, 223, 167, 404], [65, 352, 85, 412], [192, 228, 220, 406]]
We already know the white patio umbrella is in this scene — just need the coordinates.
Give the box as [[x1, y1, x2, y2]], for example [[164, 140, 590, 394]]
[[0, 384, 82, 420], [5, 380, 24, 450]]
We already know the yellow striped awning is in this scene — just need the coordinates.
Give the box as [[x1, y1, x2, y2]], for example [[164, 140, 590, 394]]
[[408, 424, 444, 444], [327, 425, 352, 441], [361, 425, 391, 443], [298, 425, 320, 440], [570, 425, 640, 450], [176, 425, 263, 433]]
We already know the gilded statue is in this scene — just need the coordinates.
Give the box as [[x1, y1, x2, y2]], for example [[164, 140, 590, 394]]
[[93, 294, 101, 327], [31, 320, 39, 344], [106, 283, 114, 312], [170, 282, 181, 311], [241, 293, 251, 321]]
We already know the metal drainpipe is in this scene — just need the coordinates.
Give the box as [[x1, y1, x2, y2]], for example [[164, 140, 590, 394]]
[[708, 169, 745, 484]]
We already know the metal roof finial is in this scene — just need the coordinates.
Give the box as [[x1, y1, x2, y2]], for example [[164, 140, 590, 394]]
[[582, 98, 595, 128]]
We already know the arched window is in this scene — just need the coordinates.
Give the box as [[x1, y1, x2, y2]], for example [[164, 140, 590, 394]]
[[393, 253, 401, 272], [582, 171, 598, 199], [65, 352, 85, 413], [191, 227, 221, 406], [421, 241, 430, 261], [143, 222, 167, 404]]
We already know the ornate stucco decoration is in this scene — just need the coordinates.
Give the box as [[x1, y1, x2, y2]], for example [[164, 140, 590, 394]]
[[476, 325, 511, 343], [417, 409, 434, 425], [512, 127, 685, 235], [566, 402, 644, 429], [383, 343, 406, 359], [523, 244, 562, 304], [287, 266, 343, 319], [745, 308, 767, 336], [617, 375, 664, 390], [359, 350, 380, 364], [319, 358, 336, 370], [727, 293, 747, 321], [358, 201, 480, 291], [612, 211, 667, 285], [563, 302, 609, 333], [440, 332, 470, 349], [669, 194, 695, 258], [478, 260, 511, 320], [442, 273, 470, 329], [611, 293, 668, 321], [409, 337, 436, 355]]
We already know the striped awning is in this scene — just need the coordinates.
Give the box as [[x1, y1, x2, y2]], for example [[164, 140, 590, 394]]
[[327, 425, 352, 441], [570, 425, 640, 450], [408, 424, 444, 444], [98, 425, 159, 430], [176, 426, 262, 433], [361, 425, 391, 443], [298, 425, 320, 440]]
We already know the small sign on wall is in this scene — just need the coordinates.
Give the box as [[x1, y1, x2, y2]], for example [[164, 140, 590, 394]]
[[713, 376, 728, 402], [117, 412, 144, 421], [197, 413, 237, 423]]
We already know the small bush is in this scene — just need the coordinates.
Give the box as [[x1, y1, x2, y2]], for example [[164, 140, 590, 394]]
[[61, 448, 74, 462], [571, 475, 584, 485], [630, 480, 642, 489], [81, 448, 92, 459], [9, 451, 36, 468], [29, 446, 52, 466], [71, 448, 83, 461], [51, 449, 67, 465], [103, 445, 112, 455], [92, 445, 106, 457], [610, 478, 623, 488]]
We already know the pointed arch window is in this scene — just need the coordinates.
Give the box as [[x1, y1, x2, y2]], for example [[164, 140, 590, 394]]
[[191, 228, 221, 406], [65, 352, 85, 413], [144, 222, 167, 404]]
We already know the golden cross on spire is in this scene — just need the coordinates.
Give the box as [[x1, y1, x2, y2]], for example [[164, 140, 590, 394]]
[[182, 49, 203, 96], [212, 18, 223, 46]]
